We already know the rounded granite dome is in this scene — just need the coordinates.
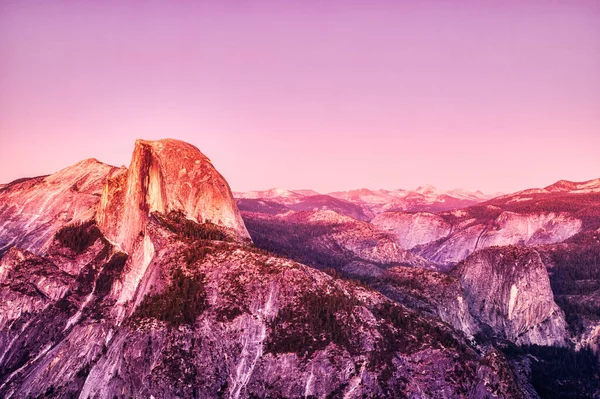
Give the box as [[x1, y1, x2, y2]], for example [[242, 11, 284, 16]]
[[97, 138, 249, 252]]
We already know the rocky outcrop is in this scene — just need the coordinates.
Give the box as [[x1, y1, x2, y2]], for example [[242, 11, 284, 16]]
[[3, 138, 593, 398], [372, 211, 452, 249], [479, 212, 581, 249], [0, 247, 73, 331], [97, 139, 249, 252], [412, 211, 582, 265], [372, 266, 481, 339], [535, 240, 600, 355], [455, 246, 568, 346], [242, 209, 434, 278], [0, 159, 121, 255], [0, 216, 529, 399]]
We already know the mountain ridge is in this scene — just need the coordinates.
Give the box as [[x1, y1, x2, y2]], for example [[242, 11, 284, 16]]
[[0, 138, 537, 398], [0, 138, 598, 398]]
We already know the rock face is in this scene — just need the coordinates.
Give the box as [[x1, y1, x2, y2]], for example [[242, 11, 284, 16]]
[[242, 209, 434, 278], [371, 266, 481, 339], [372, 211, 452, 249], [0, 159, 121, 255], [536, 238, 600, 355], [403, 210, 582, 265], [455, 246, 568, 346], [97, 139, 249, 252], [0, 247, 73, 329], [3, 138, 597, 398], [0, 138, 536, 398], [0, 213, 529, 399]]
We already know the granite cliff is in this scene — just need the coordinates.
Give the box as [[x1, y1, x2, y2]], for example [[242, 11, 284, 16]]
[[0, 139, 536, 398]]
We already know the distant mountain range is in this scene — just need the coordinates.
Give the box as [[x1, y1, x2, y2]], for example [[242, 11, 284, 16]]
[[1, 138, 599, 398], [236, 178, 600, 220], [239, 175, 600, 397], [235, 186, 498, 220], [239, 177, 600, 267]]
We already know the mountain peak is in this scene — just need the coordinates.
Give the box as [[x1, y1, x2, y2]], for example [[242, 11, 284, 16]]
[[98, 138, 249, 252], [134, 138, 210, 159], [0, 157, 120, 255], [237, 188, 300, 198], [415, 184, 438, 195], [544, 178, 600, 193]]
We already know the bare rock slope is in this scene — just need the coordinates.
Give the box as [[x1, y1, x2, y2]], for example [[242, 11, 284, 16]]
[[242, 209, 433, 277], [0, 219, 529, 399], [374, 208, 583, 265], [455, 246, 567, 346], [0, 139, 533, 398], [0, 159, 122, 255]]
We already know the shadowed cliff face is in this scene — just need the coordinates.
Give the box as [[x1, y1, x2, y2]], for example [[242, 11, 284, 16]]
[[241, 209, 434, 279], [97, 139, 250, 252]]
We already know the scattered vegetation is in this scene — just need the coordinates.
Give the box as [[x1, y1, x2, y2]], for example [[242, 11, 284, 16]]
[[264, 289, 358, 357], [243, 216, 350, 270], [503, 344, 600, 399], [542, 244, 600, 335], [214, 267, 251, 322], [132, 269, 207, 327], [549, 245, 600, 296], [152, 340, 199, 395], [1, 175, 47, 192], [486, 192, 600, 230], [215, 305, 245, 323], [55, 220, 101, 254], [372, 302, 463, 356], [155, 211, 234, 242], [182, 242, 224, 266], [367, 302, 471, 395], [94, 252, 128, 298], [463, 205, 503, 225]]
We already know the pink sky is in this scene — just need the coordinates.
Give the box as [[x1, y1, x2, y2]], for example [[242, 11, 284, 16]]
[[1, 1, 599, 194]]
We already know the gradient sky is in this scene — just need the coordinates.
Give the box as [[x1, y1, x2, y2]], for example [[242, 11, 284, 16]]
[[1, 1, 599, 194]]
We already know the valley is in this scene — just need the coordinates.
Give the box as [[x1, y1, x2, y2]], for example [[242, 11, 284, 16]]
[[0, 139, 598, 398]]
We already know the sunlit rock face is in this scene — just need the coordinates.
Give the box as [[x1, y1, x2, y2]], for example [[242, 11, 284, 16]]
[[0, 159, 122, 256], [371, 211, 452, 249], [412, 211, 582, 265], [476, 212, 582, 250], [97, 139, 250, 252], [456, 246, 568, 346]]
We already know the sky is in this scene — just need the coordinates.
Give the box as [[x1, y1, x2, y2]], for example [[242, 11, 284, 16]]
[[1, 1, 599, 194]]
